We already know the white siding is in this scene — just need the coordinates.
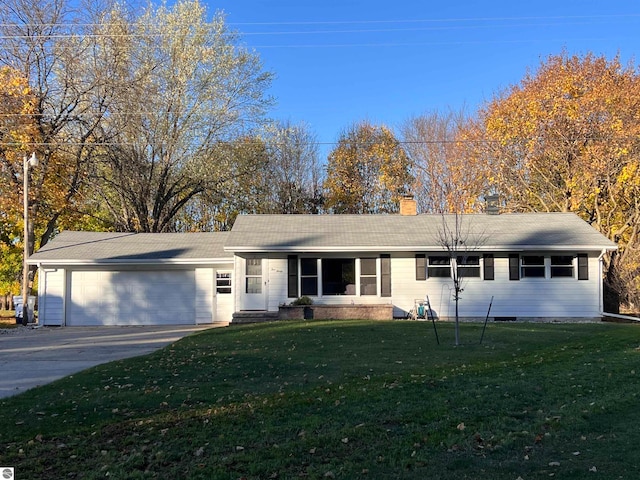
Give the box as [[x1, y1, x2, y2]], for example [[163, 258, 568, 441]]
[[392, 253, 602, 319], [39, 268, 65, 326], [195, 268, 214, 324], [232, 251, 604, 320]]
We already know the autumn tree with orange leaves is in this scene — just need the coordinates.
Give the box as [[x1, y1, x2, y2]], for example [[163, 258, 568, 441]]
[[324, 122, 413, 214], [471, 52, 640, 310]]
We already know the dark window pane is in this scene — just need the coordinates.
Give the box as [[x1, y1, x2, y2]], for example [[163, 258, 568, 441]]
[[428, 256, 451, 277], [551, 254, 574, 277], [301, 258, 318, 276], [322, 259, 355, 295], [301, 277, 318, 296], [457, 256, 479, 265], [522, 256, 544, 266], [522, 255, 545, 278], [428, 266, 451, 278], [551, 266, 574, 277], [551, 255, 573, 266], [522, 266, 545, 278], [429, 256, 450, 266], [458, 266, 480, 278]]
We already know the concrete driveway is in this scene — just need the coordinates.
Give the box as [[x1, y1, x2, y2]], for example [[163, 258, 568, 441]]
[[0, 325, 214, 399]]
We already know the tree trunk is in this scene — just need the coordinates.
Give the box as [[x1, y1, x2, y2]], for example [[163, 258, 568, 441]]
[[454, 296, 460, 346]]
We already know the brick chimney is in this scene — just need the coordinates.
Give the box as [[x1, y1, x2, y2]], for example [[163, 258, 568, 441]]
[[399, 194, 417, 216]]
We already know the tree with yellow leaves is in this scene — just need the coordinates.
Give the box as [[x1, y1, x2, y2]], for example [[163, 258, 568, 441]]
[[0, 66, 38, 300], [324, 122, 412, 214], [473, 52, 640, 310]]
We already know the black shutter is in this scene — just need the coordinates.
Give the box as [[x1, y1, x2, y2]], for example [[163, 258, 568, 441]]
[[577, 254, 589, 280], [381, 254, 391, 297], [483, 254, 494, 280], [287, 255, 298, 297], [416, 254, 426, 280], [509, 254, 520, 281]]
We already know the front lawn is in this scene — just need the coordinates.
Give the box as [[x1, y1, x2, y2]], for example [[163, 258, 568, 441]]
[[1, 321, 639, 479]]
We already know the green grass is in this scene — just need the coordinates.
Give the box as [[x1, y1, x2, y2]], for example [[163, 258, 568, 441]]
[[1, 320, 640, 479]]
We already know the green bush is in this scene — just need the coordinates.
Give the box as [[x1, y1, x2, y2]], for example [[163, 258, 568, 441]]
[[290, 296, 313, 306]]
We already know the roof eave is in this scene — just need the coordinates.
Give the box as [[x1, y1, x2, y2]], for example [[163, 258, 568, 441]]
[[226, 244, 618, 254], [28, 257, 233, 266]]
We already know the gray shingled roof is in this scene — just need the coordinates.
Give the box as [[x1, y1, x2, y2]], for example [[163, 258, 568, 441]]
[[28, 213, 616, 264], [29, 231, 231, 265], [225, 213, 617, 253]]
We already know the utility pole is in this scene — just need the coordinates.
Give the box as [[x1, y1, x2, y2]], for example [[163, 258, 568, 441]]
[[22, 153, 38, 326]]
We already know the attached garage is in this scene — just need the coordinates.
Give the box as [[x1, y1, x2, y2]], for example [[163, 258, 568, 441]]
[[29, 231, 233, 327]]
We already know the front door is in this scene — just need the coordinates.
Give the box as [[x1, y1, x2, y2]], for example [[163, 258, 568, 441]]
[[243, 258, 266, 310]]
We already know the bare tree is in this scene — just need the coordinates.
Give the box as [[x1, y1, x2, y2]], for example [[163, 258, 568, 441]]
[[402, 109, 490, 214], [436, 213, 485, 346], [262, 120, 323, 214]]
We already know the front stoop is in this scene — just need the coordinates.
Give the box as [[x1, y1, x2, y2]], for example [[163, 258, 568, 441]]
[[231, 311, 279, 324]]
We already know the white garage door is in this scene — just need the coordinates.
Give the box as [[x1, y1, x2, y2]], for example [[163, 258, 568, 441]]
[[67, 270, 196, 326]]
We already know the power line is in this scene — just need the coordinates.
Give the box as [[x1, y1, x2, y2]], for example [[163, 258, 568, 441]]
[[225, 14, 640, 26], [1, 13, 638, 28], [0, 14, 637, 42]]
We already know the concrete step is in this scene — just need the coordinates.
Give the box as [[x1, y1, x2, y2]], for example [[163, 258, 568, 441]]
[[231, 311, 279, 324]]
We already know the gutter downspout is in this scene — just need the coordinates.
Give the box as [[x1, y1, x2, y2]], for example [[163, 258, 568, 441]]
[[598, 248, 640, 322]]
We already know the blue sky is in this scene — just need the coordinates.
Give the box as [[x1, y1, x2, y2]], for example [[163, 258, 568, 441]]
[[204, 1, 640, 155]]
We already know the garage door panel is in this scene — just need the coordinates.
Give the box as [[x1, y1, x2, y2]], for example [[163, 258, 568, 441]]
[[68, 270, 195, 326], [68, 271, 118, 326]]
